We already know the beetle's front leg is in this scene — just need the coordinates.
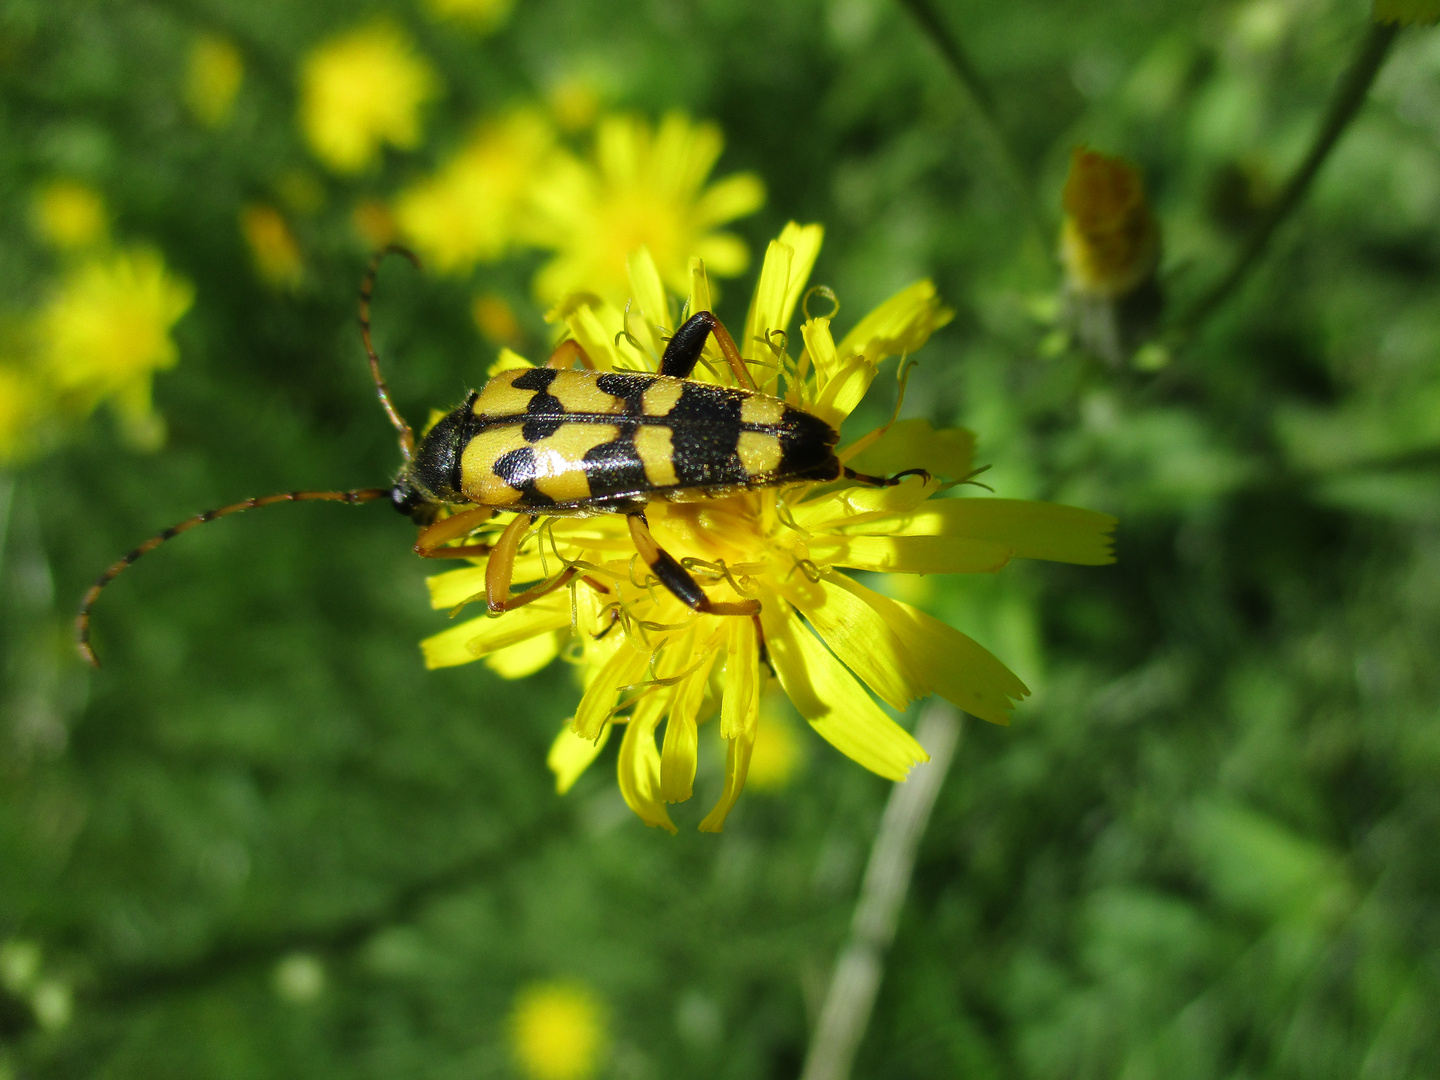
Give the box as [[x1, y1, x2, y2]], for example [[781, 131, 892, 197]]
[[415, 505, 497, 558], [627, 511, 759, 617], [485, 513, 578, 613]]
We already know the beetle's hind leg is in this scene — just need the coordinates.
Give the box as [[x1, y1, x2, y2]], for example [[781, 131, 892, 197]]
[[659, 311, 757, 391], [842, 466, 932, 487], [627, 512, 759, 617]]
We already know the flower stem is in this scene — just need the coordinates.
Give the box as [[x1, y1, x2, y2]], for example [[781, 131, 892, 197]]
[[800, 704, 963, 1080], [896, 0, 1052, 247], [1172, 21, 1400, 340]]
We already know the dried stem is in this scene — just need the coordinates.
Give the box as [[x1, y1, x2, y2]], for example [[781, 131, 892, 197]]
[[1173, 21, 1400, 340], [896, 0, 1052, 246], [800, 704, 964, 1080]]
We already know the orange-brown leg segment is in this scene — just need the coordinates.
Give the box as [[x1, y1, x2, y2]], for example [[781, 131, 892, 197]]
[[484, 513, 579, 613], [626, 512, 760, 616], [545, 338, 595, 370], [414, 505, 496, 558], [659, 312, 757, 391]]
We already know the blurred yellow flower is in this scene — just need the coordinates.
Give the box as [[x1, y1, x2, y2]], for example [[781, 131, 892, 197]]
[[240, 204, 304, 290], [0, 366, 47, 465], [31, 180, 108, 251], [473, 293, 522, 344], [1060, 146, 1160, 300], [526, 112, 765, 304], [548, 76, 601, 133], [422, 225, 1117, 831], [35, 247, 193, 449], [185, 34, 243, 127], [299, 22, 439, 174], [424, 0, 515, 32], [510, 980, 607, 1080], [1374, 0, 1439, 23], [394, 109, 556, 273], [745, 706, 805, 792], [352, 199, 398, 249]]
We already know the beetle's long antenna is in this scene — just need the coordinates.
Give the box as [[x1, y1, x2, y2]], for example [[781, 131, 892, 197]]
[[359, 245, 421, 462], [76, 488, 390, 668]]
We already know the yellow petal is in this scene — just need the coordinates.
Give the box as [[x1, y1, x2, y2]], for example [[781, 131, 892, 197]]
[[691, 233, 749, 278], [720, 615, 760, 740], [487, 347, 534, 376], [835, 279, 953, 364], [858, 498, 1117, 565], [698, 727, 755, 833], [626, 247, 670, 356], [660, 647, 717, 803], [843, 418, 975, 480], [829, 574, 1029, 725], [427, 565, 489, 609], [800, 316, 841, 386], [774, 222, 824, 333], [688, 256, 713, 320], [547, 718, 613, 794], [573, 638, 649, 740], [759, 593, 927, 781], [742, 238, 792, 364], [773, 574, 923, 711], [693, 172, 765, 227], [806, 533, 1014, 575], [617, 693, 676, 832], [812, 355, 875, 426], [420, 597, 571, 668], [485, 631, 560, 679]]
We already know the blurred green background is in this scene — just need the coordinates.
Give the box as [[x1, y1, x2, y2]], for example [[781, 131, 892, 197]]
[[3, 0, 1440, 1076]]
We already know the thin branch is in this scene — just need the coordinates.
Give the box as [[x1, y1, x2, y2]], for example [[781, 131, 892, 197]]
[[896, 0, 1052, 246], [800, 704, 963, 1080], [1172, 21, 1400, 340]]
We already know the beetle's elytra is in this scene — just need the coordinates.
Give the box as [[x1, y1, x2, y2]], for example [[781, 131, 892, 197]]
[[76, 249, 920, 666]]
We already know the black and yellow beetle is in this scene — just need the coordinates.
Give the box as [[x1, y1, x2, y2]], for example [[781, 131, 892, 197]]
[[76, 249, 918, 665]]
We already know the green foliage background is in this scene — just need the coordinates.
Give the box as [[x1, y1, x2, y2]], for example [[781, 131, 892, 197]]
[[4, 0, 1440, 1076]]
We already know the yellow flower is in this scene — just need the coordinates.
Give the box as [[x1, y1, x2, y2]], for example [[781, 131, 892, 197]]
[[1060, 146, 1160, 300], [242, 204, 305, 284], [473, 293, 522, 344], [185, 34, 244, 128], [240, 205, 305, 290], [548, 76, 601, 133], [526, 112, 765, 304], [394, 109, 556, 273], [299, 22, 439, 174], [34, 247, 193, 449], [0, 366, 47, 465], [1374, 0, 1439, 24], [421, 225, 1117, 831], [31, 180, 108, 251], [510, 980, 607, 1080], [424, 0, 515, 33]]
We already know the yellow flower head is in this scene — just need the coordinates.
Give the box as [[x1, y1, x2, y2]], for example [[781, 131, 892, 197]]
[[185, 34, 244, 128], [526, 112, 765, 304], [35, 247, 193, 449], [1374, 0, 1440, 24], [299, 22, 439, 174], [421, 225, 1117, 831], [240, 204, 304, 290], [510, 980, 607, 1080], [394, 109, 557, 273], [0, 365, 47, 466], [32, 180, 108, 251], [424, 0, 515, 33], [1060, 146, 1160, 300]]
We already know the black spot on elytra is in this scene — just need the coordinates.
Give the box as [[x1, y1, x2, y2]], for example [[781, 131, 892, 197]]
[[669, 383, 746, 487], [493, 446, 555, 506], [595, 372, 656, 414], [583, 435, 648, 499], [777, 407, 840, 480], [511, 368, 558, 392]]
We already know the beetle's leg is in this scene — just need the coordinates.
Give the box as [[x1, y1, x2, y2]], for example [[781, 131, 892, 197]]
[[545, 338, 595, 370], [627, 512, 760, 617], [659, 312, 757, 391], [484, 513, 580, 613], [415, 505, 496, 558], [842, 466, 932, 488]]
